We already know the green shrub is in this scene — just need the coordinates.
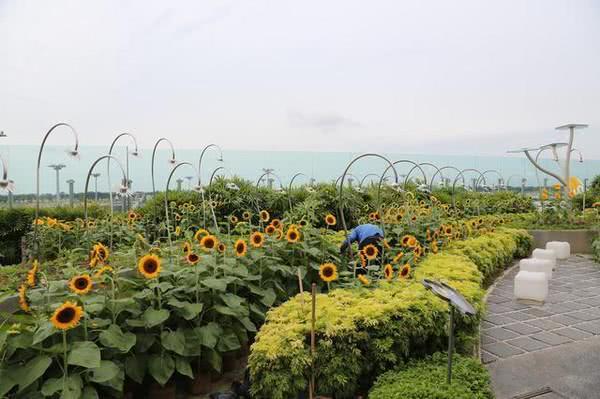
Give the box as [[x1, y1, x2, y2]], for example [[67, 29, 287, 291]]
[[592, 236, 600, 263], [248, 229, 530, 398], [369, 352, 493, 399]]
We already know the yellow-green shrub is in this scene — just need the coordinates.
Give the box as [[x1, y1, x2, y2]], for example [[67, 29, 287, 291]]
[[248, 228, 530, 398]]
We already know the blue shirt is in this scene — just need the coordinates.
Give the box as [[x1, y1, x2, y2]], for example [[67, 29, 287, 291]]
[[343, 224, 384, 246]]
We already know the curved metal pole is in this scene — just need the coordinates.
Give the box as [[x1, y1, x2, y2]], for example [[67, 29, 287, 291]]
[[83, 155, 127, 223], [406, 162, 443, 189], [34, 123, 79, 257], [288, 172, 307, 211], [335, 173, 360, 188], [429, 165, 463, 191], [151, 137, 177, 195], [197, 144, 224, 187], [505, 174, 525, 188], [475, 169, 504, 190], [376, 159, 423, 207], [523, 150, 566, 187], [451, 169, 487, 208], [165, 162, 200, 249], [358, 173, 380, 189], [339, 153, 399, 243], [107, 133, 139, 213], [402, 163, 428, 186], [208, 166, 226, 188]]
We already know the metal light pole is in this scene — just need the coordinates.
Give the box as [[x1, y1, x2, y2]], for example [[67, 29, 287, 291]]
[[92, 173, 101, 200], [151, 137, 177, 196], [67, 179, 75, 207], [48, 164, 66, 204], [176, 178, 183, 191], [185, 176, 193, 190]]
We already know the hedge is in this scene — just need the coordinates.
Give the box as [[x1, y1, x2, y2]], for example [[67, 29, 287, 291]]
[[248, 228, 531, 398], [368, 352, 493, 399]]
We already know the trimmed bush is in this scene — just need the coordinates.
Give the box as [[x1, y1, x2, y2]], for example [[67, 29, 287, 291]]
[[248, 229, 530, 398], [369, 352, 493, 399]]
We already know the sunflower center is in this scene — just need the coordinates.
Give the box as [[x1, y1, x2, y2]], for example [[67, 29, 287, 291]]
[[144, 260, 158, 273], [57, 307, 75, 323], [323, 267, 333, 278], [237, 244, 244, 252], [75, 278, 88, 289]]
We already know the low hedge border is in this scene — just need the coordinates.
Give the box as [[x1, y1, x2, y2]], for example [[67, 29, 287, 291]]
[[368, 352, 494, 399], [248, 228, 532, 398]]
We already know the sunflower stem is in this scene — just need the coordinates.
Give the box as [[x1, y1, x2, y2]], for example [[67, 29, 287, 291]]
[[62, 330, 68, 389], [110, 276, 116, 324]]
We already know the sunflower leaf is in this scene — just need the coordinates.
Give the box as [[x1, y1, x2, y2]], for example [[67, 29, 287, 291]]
[[148, 354, 175, 386], [99, 324, 136, 352], [143, 308, 170, 328], [68, 341, 101, 369], [88, 360, 120, 383]]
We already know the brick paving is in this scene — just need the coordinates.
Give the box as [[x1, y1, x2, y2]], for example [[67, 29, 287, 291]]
[[481, 255, 600, 363]]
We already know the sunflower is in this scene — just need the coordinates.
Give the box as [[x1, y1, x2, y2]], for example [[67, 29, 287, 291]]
[[217, 243, 226, 253], [274, 229, 284, 240], [47, 217, 58, 227], [553, 183, 562, 190], [383, 239, 391, 250], [325, 214, 337, 226], [234, 239, 248, 257], [18, 285, 30, 312], [242, 211, 251, 221], [89, 254, 99, 268], [399, 264, 411, 279], [128, 211, 138, 221], [34, 218, 45, 226], [50, 301, 83, 330], [200, 235, 218, 251], [229, 215, 239, 224], [94, 266, 113, 278], [183, 241, 192, 254], [26, 260, 38, 287], [407, 236, 417, 248], [554, 192, 561, 200], [69, 274, 93, 295], [250, 231, 265, 248], [383, 264, 394, 281], [411, 215, 417, 222], [259, 210, 270, 222], [358, 274, 370, 286], [265, 225, 276, 235], [319, 263, 338, 283], [194, 228, 209, 242], [271, 219, 282, 229], [174, 213, 182, 221], [431, 241, 439, 254], [94, 243, 109, 262], [393, 252, 404, 264], [444, 226, 453, 236], [175, 226, 182, 236], [186, 252, 200, 265], [359, 251, 367, 268], [401, 235, 411, 247], [299, 219, 308, 227], [363, 244, 379, 260], [138, 254, 162, 279], [413, 246, 423, 257], [286, 228, 300, 243]]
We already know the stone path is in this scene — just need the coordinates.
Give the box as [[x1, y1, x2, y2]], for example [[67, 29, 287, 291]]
[[483, 255, 600, 399]]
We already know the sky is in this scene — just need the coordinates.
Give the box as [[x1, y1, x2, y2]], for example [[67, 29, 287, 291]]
[[1, 0, 599, 158]]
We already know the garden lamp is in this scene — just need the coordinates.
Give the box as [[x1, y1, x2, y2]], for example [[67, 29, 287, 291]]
[[150, 137, 177, 195]]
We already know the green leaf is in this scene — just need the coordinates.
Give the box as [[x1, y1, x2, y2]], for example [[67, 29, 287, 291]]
[[148, 354, 175, 386], [205, 348, 222, 373], [15, 354, 52, 392], [68, 341, 101, 369], [179, 303, 204, 320], [135, 333, 155, 353], [99, 324, 136, 352], [200, 277, 228, 291], [0, 331, 7, 352], [0, 368, 16, 397], [82, 386, 99, 399], [125, 355, 146, 384], [216, 331, 240, 352], [175, 356, 194, 379], [161, 329, 186, 355], [195, 322, 222, 349], [143, 308, 170, 328], [215, 305, 241, 316], [238, 317, 257, 332], [61, 374, 82, 399], [41, 377, 62, 396], [220, 293, 245, 308], [260, 288, 276, 307], [88, 360, 120, 383], [32, 322, 56, 345]]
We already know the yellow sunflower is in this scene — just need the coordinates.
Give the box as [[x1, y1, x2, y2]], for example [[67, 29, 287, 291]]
[[553, 183, 562, 190], [183, 241, 192, 254], [194, 228, 209, 242], [128, 211, 138, 221], [217, 243, 226, 253], [362, 244, 379, 260], [26, 260, 39, 287], [229, 215, 239, 224], [186, 252, 200, 265], [175, 226, 182, 236], [250, 231, 265, 248], [431, 241, 439, 254], [138, 254, 162, 279], [383, 264, 394, 281], [274, 229, 284, 240], [319, 263, 338, 283], [18, 285, 30, 312], [270, 219, 282, 229], [325, 214, 337, 226], [94, 243, 109, 262], [47, 217, 58, 227], [234, 239, 248, 257], [69, 274, 93, 295], [200, 235, 218, 251], [242, 211, 251, 221], [286, 228, 300, 243], [407, 236, 417, 248], [399, 264, 411, 279], [259, 210, 270, 222], [34, 218, 45, 226], [359, 251, 367, 268], [265, 225, 276, 235], [89, 254, 99, 268], [401, 235, 412, 247], [94, 266, 113, 278], [358, 274, 370, 286], [50, 301, 83, 330], [393, 252, 404, 264]]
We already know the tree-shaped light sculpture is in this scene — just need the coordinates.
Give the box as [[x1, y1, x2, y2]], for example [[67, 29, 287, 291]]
[[151, 137, 177, 195], [197, 144, 224, 229], [107, 133, 139, 212]]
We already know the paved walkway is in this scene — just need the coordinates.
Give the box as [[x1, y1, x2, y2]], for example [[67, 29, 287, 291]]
[[482, 255, 600, 399]]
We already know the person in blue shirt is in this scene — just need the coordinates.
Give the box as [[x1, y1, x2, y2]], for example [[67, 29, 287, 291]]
[[340, 223, 384, 256]]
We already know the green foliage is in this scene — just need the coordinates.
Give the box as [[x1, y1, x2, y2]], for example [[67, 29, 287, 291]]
[[592, 236, 600, 263], [248, 229, 530, 398], [432, 189, 534, 216], [368, 352, 493, 399]]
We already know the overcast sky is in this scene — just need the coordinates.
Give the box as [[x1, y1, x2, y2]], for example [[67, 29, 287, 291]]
[[1, 0, 599, 158]]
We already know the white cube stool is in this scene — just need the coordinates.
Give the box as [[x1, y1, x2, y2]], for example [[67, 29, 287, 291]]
[[519, 258, 553, 280], [546, 241, 570, 260], [532, 248, 557, 270], [514, 271, 548, 303]]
